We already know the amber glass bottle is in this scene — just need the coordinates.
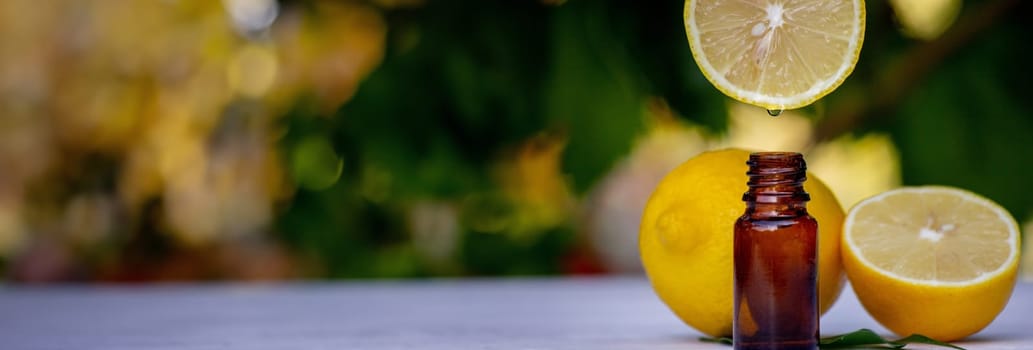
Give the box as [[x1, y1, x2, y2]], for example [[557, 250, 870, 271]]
[[733, 152, 818, 350]]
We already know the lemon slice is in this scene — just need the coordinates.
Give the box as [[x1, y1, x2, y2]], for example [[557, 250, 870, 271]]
[[842, 186, 1021, 341], [684, 0, 865, 110]]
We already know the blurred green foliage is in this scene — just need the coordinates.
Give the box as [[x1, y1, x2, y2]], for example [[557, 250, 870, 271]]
[[277, 0, 1031, 278], [275, 0, 733, 277], [1, 0, 1031, 280]]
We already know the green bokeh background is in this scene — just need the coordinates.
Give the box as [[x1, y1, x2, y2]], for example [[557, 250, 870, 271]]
[[1, 0, 1030, 280]]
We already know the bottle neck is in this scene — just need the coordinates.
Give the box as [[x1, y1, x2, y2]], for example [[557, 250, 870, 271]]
[[742, 152, 810, 218]]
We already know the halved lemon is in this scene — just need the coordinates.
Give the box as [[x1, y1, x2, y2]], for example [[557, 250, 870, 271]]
[[842, 186, 1021, 341], [684, 0, 865, 110]]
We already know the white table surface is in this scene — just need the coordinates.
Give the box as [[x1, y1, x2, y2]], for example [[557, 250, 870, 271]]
[[0, 277, 1029, 349]]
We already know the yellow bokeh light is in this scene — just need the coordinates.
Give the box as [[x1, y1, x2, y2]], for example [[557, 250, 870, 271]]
[[890, 0, 962, 40], [227, 44, 280, 98], [494, 133, 575, 238], [723, 101, 813, 152], [0, 199, 26, 255], [807, 133, 902, 209]]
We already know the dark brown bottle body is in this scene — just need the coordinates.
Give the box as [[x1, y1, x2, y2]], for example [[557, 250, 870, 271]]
[[733, 152, 818, 350]]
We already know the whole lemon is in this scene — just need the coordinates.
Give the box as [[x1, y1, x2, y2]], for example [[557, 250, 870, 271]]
[[639, 148, 845, 337]]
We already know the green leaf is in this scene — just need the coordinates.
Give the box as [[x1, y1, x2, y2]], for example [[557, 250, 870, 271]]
[[889, 334, 966, 350], [819, 329, 900, 348], [698, 336, 733, 345], [699, 329, 965, 349]]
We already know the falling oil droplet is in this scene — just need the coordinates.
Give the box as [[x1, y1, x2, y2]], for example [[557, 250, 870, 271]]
[[767, 109, 783, 117]]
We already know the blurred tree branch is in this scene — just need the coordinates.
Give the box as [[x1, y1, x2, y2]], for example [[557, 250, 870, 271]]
[[814, 0, 1021, 142]]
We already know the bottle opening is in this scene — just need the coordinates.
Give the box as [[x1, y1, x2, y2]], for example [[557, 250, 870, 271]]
[[744, 152, 810, 203], [748, 152, 806, 173]]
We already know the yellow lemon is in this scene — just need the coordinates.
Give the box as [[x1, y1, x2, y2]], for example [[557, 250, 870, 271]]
[[842, 186, 1021, 341], [640, 148, 845, 337], [683, 0, 865, 110]]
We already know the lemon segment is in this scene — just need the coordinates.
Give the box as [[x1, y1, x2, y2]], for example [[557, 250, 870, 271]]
[[842, 186, 1021, 341], [684, 0, 865, 110]]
